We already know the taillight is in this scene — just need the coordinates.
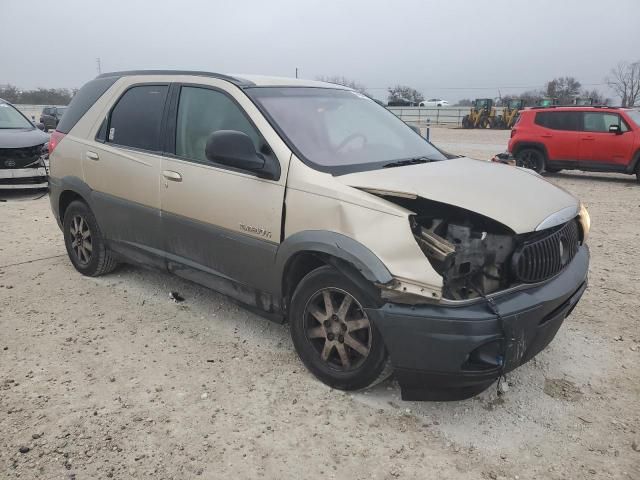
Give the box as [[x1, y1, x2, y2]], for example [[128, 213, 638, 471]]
[[510, 128, 517, 138], [48, 130, 66, 155]]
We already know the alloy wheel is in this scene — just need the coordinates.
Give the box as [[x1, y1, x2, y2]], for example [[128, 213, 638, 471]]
[[69, 215, 92, 265], [304, 288, 372, 370]]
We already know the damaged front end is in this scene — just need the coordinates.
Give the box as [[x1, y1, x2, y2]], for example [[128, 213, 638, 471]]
[[374, 194, 585, 303], [383, 195, 517, 301]]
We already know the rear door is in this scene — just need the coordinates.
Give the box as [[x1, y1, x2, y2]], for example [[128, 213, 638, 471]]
[[160, 82, 290, 294], [579, 112, 635, 169], [533, 111, 581, 162], [83, 83, 168, 267]]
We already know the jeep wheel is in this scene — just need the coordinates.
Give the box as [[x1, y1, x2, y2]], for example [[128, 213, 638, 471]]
[[63, 200, 118, 276], [636, 162, 640, 183], [516, 148, 545, 173], [289, 266, 389, 391]]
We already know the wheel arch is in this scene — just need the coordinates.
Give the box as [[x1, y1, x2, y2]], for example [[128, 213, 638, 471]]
[[276, 231, 394, 314], [512, 141, 549, 160], [626, 148, 640, 174]]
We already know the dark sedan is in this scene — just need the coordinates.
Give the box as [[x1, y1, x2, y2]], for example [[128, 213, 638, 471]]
[[0, 99, 49, 193]]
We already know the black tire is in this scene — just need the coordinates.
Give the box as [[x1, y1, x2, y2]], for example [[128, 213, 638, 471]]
[[636, 162, 640, 183], [63, 200, 118, 276], [516, 148, 545, 173], [462, 116, 471, 129], [545, 167, 562, 173], [289, 265, 388, 391]]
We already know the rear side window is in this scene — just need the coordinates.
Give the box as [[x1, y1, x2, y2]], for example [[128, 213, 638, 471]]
[[56, 76, 119, 133], [107, 85, 168, 151], [534, 111, 580, 131], [583, 112, 629, 132]]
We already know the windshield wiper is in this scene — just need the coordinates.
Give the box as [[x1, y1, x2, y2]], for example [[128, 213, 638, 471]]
[[382, 156, 434, 168]]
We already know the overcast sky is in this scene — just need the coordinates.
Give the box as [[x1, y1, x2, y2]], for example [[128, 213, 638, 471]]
[[3, 0, 639, 102]]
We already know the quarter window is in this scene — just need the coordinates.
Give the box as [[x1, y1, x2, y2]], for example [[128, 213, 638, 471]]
[[534, 111, 580, 131], [107, 85, 168, 151], [175, 86, 263, 162], [583, 112, 629, 132]]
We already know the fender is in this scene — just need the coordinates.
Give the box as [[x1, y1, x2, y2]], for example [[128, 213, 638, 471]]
[[274, 230, 394, 296], [511, 141, 550, 160]]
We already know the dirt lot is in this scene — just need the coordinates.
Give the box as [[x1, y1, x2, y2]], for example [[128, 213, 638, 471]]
[[1, 128, 639, 479]]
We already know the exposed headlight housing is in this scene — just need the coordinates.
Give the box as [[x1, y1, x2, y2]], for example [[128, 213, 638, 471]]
[[578, 203, 590, 243]]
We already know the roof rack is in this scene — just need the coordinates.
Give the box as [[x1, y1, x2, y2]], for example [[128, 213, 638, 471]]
[[529, 105, 621, 110], [95, 70, 254, 87]]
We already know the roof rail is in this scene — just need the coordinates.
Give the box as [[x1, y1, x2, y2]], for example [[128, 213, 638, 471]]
[[95, 70, 254, 87], [529, 105, 621, 110]]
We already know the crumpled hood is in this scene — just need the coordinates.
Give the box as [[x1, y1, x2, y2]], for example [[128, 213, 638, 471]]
[[336, 157, 579, 234], [0, 128, 49, 149]]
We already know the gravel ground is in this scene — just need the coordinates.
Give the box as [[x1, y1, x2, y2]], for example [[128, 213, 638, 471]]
[[1, 128, 639, 479]]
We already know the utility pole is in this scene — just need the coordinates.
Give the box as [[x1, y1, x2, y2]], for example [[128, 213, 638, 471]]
[[295, 67, 298, 79], [96, 57, 102, 75]]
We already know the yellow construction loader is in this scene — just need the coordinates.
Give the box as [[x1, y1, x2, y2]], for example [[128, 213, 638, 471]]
[[462, 99, 496, 128]]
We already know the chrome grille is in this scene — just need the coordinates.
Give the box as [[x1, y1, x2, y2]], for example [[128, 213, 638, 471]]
[[512, 220, 580, 283]]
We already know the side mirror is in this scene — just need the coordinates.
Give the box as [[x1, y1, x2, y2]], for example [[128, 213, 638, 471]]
[[205, 130, 278, 179], [36, 122, 45, 131], [609, 124, 622, 135]]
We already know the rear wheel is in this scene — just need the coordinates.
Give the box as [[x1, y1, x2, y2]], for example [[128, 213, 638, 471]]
[[636, 162, 640, 183], [462, 116, 471, 129], [516, 148, 545, 173], [289, 266, 389, 391], [63, 200, 118, 276]]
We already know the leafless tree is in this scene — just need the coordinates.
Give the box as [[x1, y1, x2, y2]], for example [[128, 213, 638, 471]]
[[545, 77, 582, 104], [606, 61, 640, 107], [387, 85, 424, 105], [316, 76, 368, 95]]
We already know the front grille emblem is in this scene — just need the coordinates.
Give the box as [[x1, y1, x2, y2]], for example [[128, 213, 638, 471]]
[[4, 160, 16, 167]]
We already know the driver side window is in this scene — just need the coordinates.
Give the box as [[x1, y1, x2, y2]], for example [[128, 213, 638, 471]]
[[175, 86, 262, 162]]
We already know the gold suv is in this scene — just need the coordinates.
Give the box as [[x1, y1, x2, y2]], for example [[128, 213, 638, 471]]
[[48, 71, 590, 400]]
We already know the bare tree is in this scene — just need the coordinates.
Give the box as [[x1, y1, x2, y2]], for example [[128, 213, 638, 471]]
[[581, 88, 609, 105], [545, 77, 582, 104], [387, 85, 424, 105], [606, 61, 640, 107], [455, 98, 473, 106], [316, 76, 368, 95]]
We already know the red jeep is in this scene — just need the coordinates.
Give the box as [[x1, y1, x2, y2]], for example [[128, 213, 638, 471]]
[[508, 106, 640, 182]]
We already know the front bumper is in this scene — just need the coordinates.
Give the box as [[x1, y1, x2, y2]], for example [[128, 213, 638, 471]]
[[0, 166, 48, 190], [367, 245, 589, 401]]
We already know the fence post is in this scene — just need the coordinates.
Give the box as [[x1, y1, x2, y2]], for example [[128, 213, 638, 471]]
[[426, 119, 430, 141]]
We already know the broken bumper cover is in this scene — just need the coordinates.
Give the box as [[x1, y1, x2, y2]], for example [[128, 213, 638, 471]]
[[366, 245, 589, 401], [0, 166, 48, 190]]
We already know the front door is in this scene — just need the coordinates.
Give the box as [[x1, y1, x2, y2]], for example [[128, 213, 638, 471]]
[[579, 112, 635, 169], [160, 83, 290, 296]]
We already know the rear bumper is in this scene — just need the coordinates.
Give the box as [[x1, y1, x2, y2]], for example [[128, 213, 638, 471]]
[[0, 167, 48, 190], [366, 245, 589, 401]]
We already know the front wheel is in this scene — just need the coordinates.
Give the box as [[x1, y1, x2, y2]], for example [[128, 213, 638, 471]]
[[289, 266, 389, 391], [516, 148, 545, 173]]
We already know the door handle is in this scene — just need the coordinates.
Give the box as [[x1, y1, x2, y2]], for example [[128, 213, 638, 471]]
[[541, 134, 552, 138], [162, 170, 182, 182], [86, 151, 99, 161], [582, 136, 595, 140]]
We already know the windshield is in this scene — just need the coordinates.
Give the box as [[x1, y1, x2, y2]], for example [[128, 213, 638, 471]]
[[248, 87, 446, 174], [0, 102, 33, 129], [626, 110, 640, 127]]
